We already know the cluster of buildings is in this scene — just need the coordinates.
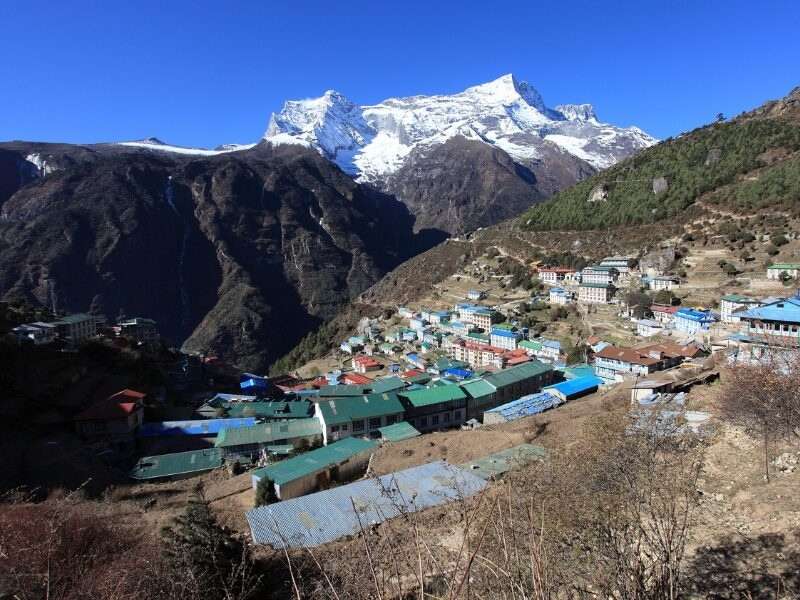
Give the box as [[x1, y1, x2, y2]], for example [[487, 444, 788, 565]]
[[10, 313, 160, 349], [122, 347, 608, 503], [537, 256, 678, 306]]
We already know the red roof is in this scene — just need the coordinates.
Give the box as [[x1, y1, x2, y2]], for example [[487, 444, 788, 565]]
[[401, 369, 425, 379], [310, 376, 330, 388], [75, 399, 140, 421], [353, 355, 381, 367], [587, 335, 602, 345], [109, 389, 146, 402], [651, 304, 678, 314], [595, 345, 660, 366], [342, 372, 372, 385], [503, 349, 531, 366]]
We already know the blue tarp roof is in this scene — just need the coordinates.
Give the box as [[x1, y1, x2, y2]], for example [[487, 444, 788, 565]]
[[545, 375, 602, 398], [139, 417, 257, 437], [246, 461, 486, 548], [484, 392, 561, 421]]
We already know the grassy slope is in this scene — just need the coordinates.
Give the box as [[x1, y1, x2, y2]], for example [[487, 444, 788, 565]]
[[521, 89, 800, 231]]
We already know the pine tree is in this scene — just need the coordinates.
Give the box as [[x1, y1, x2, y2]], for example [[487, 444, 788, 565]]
[[161, 499, 259, 600]]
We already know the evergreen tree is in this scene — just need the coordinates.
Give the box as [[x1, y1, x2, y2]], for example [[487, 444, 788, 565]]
[[161, 499, 260, 600]]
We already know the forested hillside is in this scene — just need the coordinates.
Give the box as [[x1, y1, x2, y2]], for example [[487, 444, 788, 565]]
[[521, 87, 800, 230]]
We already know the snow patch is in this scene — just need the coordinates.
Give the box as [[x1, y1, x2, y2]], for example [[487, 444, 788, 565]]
[[117, 139, 255, 156]]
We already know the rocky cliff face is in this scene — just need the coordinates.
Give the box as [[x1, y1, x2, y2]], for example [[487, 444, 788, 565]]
[[0, 142, 429, 369]]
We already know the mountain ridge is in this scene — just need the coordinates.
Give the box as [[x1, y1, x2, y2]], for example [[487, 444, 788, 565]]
[[263, 73, 656, 181]]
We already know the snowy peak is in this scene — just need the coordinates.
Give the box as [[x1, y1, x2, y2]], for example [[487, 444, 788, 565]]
[[463, 73, 546, 111], [556, 103, 597, 122], [263, 74, 656, 178], [265, 90, 374, 174]]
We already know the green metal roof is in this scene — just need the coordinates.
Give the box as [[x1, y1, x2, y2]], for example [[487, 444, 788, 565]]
[[317, 392, 405, 426], [519, 340, 542, 351], [317, 376, 405, 398], [317, 384, 369, 397], [378, 421, 421, 442], [215, 418, 321, 448], [400, 385, 466, 408], [492, 322, 517, 331], [466, 332, 490, 342], [721, 294, 758, 303], [484, 361, 552, 389], [223, 401, 312, 419], [370, 376, 406, 394], [253, 437, 379, 485], [129, 448, 223, 480], [461, 378, 497, 399], [459, 444, 546, 480], [768, 263, 800, 269]]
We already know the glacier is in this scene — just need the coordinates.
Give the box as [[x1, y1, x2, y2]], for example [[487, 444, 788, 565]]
[[263, 73, 657, 179]]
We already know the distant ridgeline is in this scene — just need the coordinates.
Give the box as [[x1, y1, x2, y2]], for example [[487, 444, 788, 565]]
[[521, 103, 800, 231]]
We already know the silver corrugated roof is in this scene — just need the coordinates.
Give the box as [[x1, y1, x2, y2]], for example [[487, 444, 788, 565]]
[[246, 461, 487, 548]]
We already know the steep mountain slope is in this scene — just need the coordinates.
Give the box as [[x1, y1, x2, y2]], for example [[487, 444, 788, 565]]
[[264, 74, 654, 234], [382, 136, 596, 234], [521, 86, 800, 231], [0, 142, 430, 369]]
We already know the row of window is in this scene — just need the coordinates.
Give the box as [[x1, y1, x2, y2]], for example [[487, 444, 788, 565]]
[[330, 414, 401, 433], [412, 410, 462, 430]]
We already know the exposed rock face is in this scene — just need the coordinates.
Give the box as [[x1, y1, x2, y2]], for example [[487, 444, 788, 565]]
[[383, 136, 594, 235], [0, 142, 429, 369]]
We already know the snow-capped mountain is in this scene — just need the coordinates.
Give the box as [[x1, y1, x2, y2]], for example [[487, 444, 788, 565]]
[[263, 74, 656, 180], [116, 137, 255, 156]]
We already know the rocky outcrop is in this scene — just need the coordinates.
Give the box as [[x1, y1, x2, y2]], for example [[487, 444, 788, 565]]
[[0, 142, 430, 370], [382, 136, 593, 236]]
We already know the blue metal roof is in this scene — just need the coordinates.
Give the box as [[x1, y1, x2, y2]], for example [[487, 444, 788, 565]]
[[545, 375, 602, 398], [246, 461, 487, 548], [738, 298, 800, 324], [490, 328, 518, 338], [542, 339, 561, 349], [139, 417, 257, 437], [675, 308, 715, 322], [484, 392, 561, 420]]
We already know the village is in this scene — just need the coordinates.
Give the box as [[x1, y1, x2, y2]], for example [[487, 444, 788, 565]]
[[7, 244, 800, 552]]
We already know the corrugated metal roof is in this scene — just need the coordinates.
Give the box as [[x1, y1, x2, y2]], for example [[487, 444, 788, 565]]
[[224, 401, 312, 419], [461, 378, 496, 399], [738, 298, 800, 324], [400, 385, 466, 408], [246, 461, 487, 548], [139, 417, 257, 437], [318, 393, 405, 425], [483, 361, 552, 389], [484, 392, 560, 421], [378, 421, 421, 442], [460, 444, 546, 480], [252, 437, 379, 486], [129, 448, 223, 480], [215, 418, 321, 448]]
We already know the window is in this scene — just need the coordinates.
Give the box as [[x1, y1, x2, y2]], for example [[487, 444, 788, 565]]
[[419, 417, 427, 428], [369, 417, 381, 430], [353, 420, 365, 432], [432, 415, 439, 425], [341, 424, 349, 431], [443, 412, 450, 422], [454, 410, 462, 421], [331, 425, 340, 433]]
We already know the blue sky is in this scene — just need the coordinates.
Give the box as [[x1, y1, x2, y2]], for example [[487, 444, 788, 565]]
[[1, 0, 798, 147]]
